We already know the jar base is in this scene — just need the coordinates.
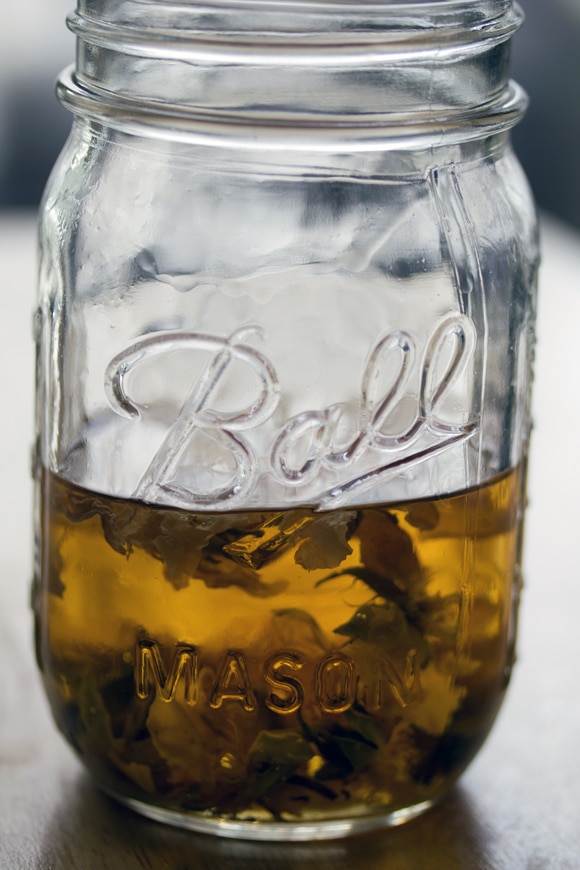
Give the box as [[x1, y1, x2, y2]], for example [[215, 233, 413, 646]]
[[104, 790, 438, 841]]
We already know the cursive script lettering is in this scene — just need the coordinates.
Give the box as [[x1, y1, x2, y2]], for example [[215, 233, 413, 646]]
[[106, 315, 477, 507], [105, 326, 279, 504], [272, 315, 476, 493]]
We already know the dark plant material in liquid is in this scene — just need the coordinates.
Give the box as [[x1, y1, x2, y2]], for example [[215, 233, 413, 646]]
[[35, 467, 522, 823]]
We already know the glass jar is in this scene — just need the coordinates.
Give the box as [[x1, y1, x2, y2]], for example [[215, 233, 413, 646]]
[[33, 0, 538, 841]]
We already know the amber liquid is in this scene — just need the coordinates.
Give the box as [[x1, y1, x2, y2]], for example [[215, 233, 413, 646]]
[[35, 467, 522, 825]]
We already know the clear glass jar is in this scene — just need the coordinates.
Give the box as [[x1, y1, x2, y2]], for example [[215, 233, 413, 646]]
[[33, 0, 538, 841]]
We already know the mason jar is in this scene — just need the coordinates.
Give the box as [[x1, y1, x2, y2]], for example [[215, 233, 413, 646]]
[[33, 0, 539, 841]]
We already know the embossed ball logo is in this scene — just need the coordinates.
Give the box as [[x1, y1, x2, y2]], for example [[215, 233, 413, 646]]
[[105, 314, 477, 509]]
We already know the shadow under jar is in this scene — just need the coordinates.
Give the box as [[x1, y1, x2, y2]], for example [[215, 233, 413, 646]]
[[33, 0, 539, 841]]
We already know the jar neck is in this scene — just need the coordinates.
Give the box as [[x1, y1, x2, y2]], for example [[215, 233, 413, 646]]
[[60, 0, 526, 144]]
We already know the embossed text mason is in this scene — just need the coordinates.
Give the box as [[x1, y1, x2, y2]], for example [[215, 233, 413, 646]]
[[34, 0, 539, 841]]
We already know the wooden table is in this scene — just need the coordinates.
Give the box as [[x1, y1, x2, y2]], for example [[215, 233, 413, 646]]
[[1, 212, 579, 869]]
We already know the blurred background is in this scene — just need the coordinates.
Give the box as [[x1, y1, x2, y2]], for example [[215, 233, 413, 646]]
[[0, 0, 579, 230]]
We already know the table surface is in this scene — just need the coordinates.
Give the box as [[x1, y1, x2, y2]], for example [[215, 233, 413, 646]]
[[1, 211, 579, 870]]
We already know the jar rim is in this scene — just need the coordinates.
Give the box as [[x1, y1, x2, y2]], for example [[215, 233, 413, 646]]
[[63, 0, 525, 137], [57, 66, 528, 149], [72, 0, 520, 44]]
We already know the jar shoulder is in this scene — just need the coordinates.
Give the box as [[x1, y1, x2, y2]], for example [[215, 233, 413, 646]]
[[39, 127, 538, 266]]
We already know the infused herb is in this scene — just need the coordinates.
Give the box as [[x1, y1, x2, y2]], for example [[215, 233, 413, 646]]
[[37, 466, 521, 822]]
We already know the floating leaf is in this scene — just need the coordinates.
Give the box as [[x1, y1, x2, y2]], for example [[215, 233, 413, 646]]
[[304, 712, 384, 780], [357, 509, 422, 593], [315, 508, 424, 623], [404, 502, 440, 531], [335, 602, 401, 643], [244, 730, 314, 800], [55, 474, 286, 596], [334, 601, 429, 664], [293, 513, 356, 571]]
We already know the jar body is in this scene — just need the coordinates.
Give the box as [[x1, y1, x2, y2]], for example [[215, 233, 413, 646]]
[[34, 0, 538, 839]]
